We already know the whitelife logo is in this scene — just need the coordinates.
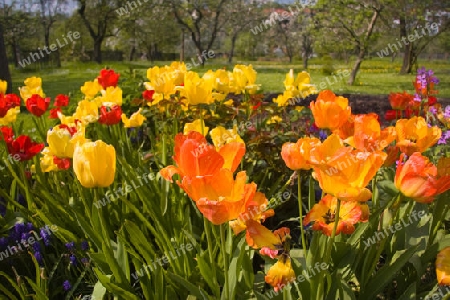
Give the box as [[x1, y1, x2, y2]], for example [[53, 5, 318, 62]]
[[18, 32, 80, 68]]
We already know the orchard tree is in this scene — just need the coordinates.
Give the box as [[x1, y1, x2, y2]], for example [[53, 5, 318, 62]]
[[394, 0, 450, 73], [77, 0, 127, 63], [316, 0, 385, 85], [165, 0, 231, 65]]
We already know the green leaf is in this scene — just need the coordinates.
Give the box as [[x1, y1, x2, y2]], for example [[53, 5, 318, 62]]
[[167, 272, 211, 299], [360, 244, 420, 299]]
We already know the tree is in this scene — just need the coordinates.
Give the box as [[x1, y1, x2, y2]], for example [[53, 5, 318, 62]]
[[77, 0, 125, 63], [0, 23, 12, 93], [37, 0, 67, 67], [395, 0, 450, 73], [316, 0, 385, 85], [222, 0, 262, 63], [165, 0, 231, 65]]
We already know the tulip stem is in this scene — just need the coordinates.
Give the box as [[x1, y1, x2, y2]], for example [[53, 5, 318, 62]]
[[321, 198, 341, 298], [204, 219, 219, 297], [298, 172, 307, 260], [220, 223, 229, 299]]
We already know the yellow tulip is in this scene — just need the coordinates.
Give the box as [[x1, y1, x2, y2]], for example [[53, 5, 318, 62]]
[[73, 100, 99, 124], [181, 71, 214, 105], [0, 107, 20, 125], [210, 125, 243, 148], [284, 70, 317, 98], [0, 80, 7, 94], [184, 119, 209, 135], [47, 124, 85, 158], [98, 86, 123, 107], [81, 80, 102, 100], [145, 66, 178, 95], [39, 148, 59, 173], [232, 65, 259, 94], [121, 108, 146, 128], [73, 140, 116, 188], [19, 77, 45, 101]]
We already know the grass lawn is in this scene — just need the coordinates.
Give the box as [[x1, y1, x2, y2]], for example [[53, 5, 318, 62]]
[[9, 57, 450, 99]]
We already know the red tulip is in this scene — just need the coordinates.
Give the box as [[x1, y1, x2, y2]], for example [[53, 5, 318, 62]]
[[49, 108, 62, 119], [0, 94, 21, 117], [54, 94, 69, 107], [98, 105, 122, 125], [7, 135, 44, 161], [142, 90, 155, 102], [0, 126, 14, 143], [97, 69, 120, 89], [26, 94, 50, 117]]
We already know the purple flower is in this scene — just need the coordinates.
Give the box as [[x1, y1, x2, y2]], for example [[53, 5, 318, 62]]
[[438, 130, 450, 145], [429, 107, 437, 115], [81, 241, 89, 251], [0, 237, 8, 249], [319, 130, 328, 141], [413, 94, 422, 102], [62, 280, 71, 292], [0, 197, 5, 217], [32, 241, 41, 252], [16, 194, 26, 206], [40, 227, 51, 246], [65, 241, 76, 251], [81, 257, 89, 264], [444, 106, 450, 119], [34, 251, 43, 266], [69, 254, 77, 266]]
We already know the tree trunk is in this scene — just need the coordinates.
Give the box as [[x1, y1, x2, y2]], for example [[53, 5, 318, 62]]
[[93, 39, 102, 63], [400, 42, 413, 74], [348, 49, 365, 85], [228, 34, 237, 64], [0, 24, 12, 93], [302, 53, 308, 69]]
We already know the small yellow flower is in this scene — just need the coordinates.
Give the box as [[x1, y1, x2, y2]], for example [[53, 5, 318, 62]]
[[0, 107, 20, 125], [223, 99, 234, 107], [267, 116, 282, 125], [122, 108, 146, 128], [73, 140, 116, 188], [184, 119, 209, 135], [81, 80, 102, 100], [0, 80, 7, 94]]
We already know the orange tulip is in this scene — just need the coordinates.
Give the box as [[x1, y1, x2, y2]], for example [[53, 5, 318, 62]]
[[180, 169, 256, 225], [395, 116, 441, 156], [310, 90, 351, 130], [229, 191, 274, 235], [281, 137, 321, 170], [245, 219, 288, 250], [310, 134, 386, 201], [346, 113, 396, 151], [383, 146, 400, 167], [303, 195, 366, 236], [395, 153, 450, 203], [265, 258, 296, 292], [389, 92, 413, 110], [160, 132, 245, 182], [436, 247, 450, 285]]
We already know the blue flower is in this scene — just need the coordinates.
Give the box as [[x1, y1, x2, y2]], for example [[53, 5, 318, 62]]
[[81, 241, 89, 251], [69, 254, 77, 266], [62, 280, 72, 291], [34, 251, 43, 266], [65, 241, 76, 251]]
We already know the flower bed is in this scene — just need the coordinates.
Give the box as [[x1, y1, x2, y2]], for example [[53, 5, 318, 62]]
[[0, 63, 449, 299]]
